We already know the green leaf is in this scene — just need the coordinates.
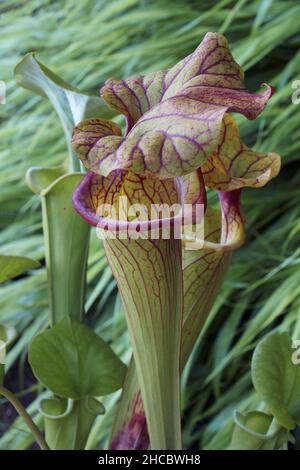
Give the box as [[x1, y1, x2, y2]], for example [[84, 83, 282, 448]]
[[39, 173, 90, 323], [14, 53, 116, 171], [0, 255, 40, 284], [14, 52, 115, 127], [229, 410, 289, 450], [252, 332, 300, 429], [28, 317, 126, 399], [26, 165, 66, 194]]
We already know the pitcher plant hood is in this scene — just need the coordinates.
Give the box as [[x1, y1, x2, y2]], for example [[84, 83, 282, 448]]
[[71, 32, 281, 450]]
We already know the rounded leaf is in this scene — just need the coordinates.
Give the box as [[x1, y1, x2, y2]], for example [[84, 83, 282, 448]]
[[252, 332, 300, 429], [29, 317, 126, 399], [0, 255, 40, 284]]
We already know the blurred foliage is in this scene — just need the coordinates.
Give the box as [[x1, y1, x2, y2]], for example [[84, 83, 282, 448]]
[[0, 0, 300, 450]]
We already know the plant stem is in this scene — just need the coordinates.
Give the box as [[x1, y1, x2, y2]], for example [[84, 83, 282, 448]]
[[104, 237, 183, 449], [0, 385, 49, 450]]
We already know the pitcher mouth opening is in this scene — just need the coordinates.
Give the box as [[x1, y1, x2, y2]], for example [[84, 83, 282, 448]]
[[72, 169, 245, 251], [72, 169, 207, 240]]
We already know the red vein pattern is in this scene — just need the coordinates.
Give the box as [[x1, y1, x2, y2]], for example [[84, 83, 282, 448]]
[[104, 234, 183, 449], [72, 32, 275, 179], [109, 207, 232, 450], [72, 169, 206, 232], [71, 31, 281, 450], [202, 114, 280, 190]]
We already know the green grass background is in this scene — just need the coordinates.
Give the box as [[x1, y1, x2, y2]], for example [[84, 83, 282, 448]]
[[0, 0, 300, 449]]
